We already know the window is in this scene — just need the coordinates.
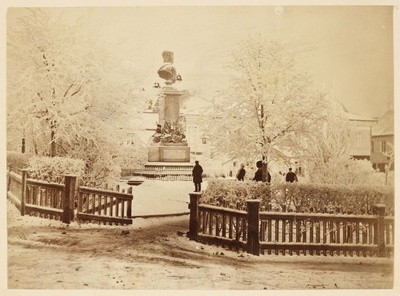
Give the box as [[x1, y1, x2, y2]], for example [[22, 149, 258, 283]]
[[381, 140, 386, 153], [202, 137, 207, 144]]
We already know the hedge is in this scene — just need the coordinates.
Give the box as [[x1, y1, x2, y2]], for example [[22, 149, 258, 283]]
[[201, 180, 394, 216], [26, 156, 85, 183]]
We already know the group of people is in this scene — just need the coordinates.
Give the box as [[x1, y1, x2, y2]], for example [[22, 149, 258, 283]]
[[237, 162, 298, 183], [192, 160, 298, 192]]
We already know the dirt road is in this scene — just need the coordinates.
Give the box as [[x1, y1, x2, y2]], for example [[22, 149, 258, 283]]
[[6, 200, 395, 291]]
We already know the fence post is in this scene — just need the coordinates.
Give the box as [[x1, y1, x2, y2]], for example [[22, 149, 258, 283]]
[[246, 199, 260, 256], [374, 204, 386, 257], [20, 169, 28, 216], [188, 192, 202, 241], [127, 187, 133, 219], [63, 175, 77, 224], [7, 165, 12, 192]]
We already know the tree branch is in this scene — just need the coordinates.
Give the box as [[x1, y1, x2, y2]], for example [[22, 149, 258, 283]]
[[271, 125, 293, 142], [71, 85, 82, 97], [64, 83, 74, 97]]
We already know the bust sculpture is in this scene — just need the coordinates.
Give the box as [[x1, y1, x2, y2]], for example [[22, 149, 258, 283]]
[[157, 50, 177, 85]]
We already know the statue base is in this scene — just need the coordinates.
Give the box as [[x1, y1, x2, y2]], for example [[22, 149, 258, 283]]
[[148, 144, 190, 162], [134, 161, 193, 180]]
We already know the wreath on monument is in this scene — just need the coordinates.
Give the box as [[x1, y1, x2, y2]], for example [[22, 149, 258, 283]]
[[152, 119, 187, 144]]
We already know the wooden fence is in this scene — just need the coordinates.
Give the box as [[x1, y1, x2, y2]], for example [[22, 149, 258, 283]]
[[24, 175, 72, 222], [7, 169, 133, 225], [77, 186, 132, 225], [188, 193, 395, 257], [7, 171, 23, 212]]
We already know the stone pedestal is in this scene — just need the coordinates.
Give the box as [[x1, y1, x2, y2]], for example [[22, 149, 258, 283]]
[[148, 86, 190, 164], [159, 87, 185, 126], [148, 143, 190, 162]]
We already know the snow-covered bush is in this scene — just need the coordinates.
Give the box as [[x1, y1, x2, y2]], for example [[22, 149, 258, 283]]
[[201, 179, 394, 215], [7, 151, 33, 172], [307, 157, 384, 186], [119, 144, 147, 169], [27, 156, 85, 183]]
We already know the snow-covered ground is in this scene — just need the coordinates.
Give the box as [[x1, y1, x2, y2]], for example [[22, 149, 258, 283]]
[[6, 180, 397, 291], [120, 180, 207, 217]]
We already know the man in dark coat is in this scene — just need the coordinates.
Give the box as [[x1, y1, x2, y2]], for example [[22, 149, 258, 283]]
[[285, 168, 298, 183], [253, 160, 271, 183], [192, 161, 203, 192], [253, 161, 263, 182], [236, 164, 246, 181], [253, 167, 263, 182]]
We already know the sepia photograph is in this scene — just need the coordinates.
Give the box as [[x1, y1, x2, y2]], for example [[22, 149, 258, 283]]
[[2, 0, 399, 293]]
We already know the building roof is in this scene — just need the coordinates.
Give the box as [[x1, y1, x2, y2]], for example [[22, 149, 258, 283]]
[[371, 109, 394, 136], [344, 111, 377, 122]]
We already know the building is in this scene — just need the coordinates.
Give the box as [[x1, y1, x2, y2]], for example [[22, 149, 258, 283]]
[[181, 97, 212, 161], [345, 112, 378, 160], [370, 109, 394, 172]]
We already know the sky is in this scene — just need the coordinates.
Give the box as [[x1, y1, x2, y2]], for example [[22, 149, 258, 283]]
[[5, 5, 396, 117]]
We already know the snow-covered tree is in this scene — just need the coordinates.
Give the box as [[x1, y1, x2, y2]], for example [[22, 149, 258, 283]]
[[307, 155, 380, 185], [305, 99, 352, 166], [7, 9, 145, 184], [203, 35, 328, 181], [304, 99, 385, 186]]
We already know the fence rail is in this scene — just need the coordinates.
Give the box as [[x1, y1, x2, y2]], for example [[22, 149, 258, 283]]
[[258, 211, 394, 257], [24, 177, 66, 221], [7, 171, 23, 211], [77, 186, 133, 225], [188, 193, 394, 257], [7, 169, 133, 225]]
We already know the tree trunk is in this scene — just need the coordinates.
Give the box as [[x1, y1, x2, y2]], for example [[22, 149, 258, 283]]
[[21, 138, 25, 153], [51, 130, 56, 157], [32, 139, 38, 155], [50, 120, 57, 157]]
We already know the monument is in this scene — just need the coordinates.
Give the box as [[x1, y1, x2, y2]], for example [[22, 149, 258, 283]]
[[147, 51, 191, 164]]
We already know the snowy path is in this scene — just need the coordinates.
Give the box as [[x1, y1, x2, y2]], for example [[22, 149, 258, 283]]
[[119, 180, 207, 217]]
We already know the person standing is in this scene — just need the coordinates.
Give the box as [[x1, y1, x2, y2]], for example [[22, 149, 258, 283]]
[[253, 161, 263, 182], [236, 164, 246, 181], [285, 168, 298, 183], [252, 160, 272, 183], [192, 160, 203, 192]]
